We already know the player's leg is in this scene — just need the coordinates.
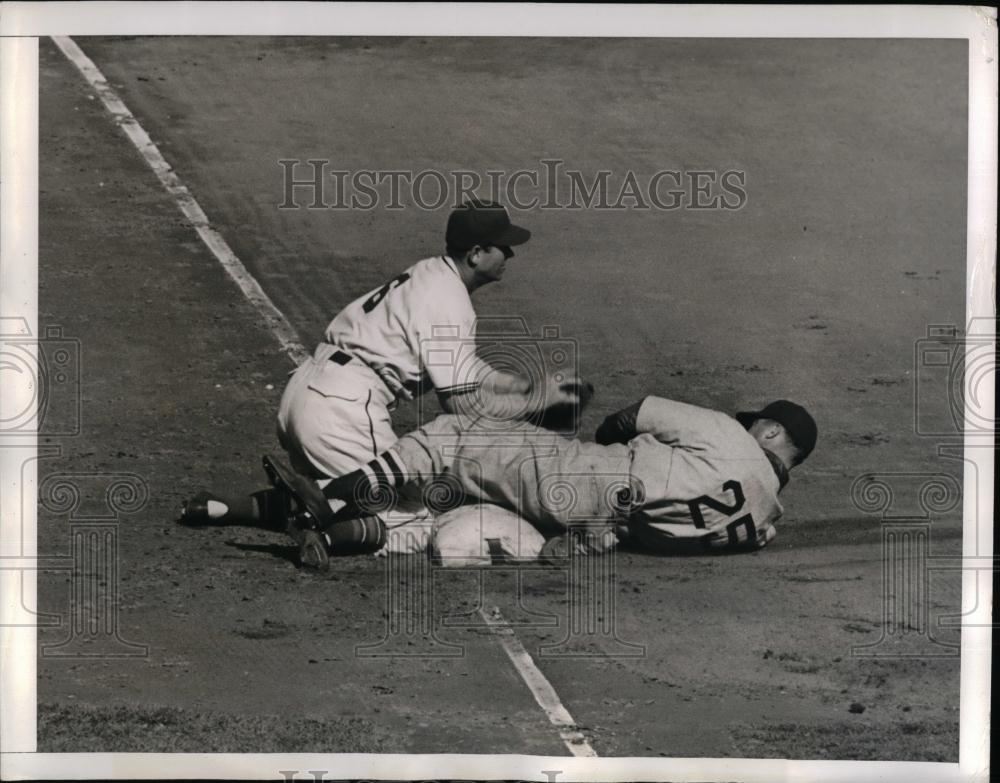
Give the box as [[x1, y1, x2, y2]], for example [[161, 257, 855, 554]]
[[269, 359, 439, 558], [342, 392, 433, 556], [275, 353, 399, 556], [274, 350, 435, 558], [179, 355, 323, 529], [179, 487, 286, 529], [180, 349, 380, 531], [315, 412, 469, 513], [443, 427, 635, 539], [317, 413, 634, 537]]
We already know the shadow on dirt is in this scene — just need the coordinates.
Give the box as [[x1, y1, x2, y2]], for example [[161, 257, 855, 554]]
[[223, 539, 299, 565]]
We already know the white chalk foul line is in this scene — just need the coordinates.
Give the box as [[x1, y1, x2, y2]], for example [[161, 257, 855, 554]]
[[478, 606, 598, 757], [56, 35, 592, 758], [51, 36, 309, 367]]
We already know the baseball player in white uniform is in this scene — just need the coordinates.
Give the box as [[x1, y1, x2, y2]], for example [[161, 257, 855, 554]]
[[298, 396, 817, 565], [181, 200, 580, 551]]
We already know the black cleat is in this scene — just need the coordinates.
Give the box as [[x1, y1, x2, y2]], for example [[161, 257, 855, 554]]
[[297, 528, 331, 572], [262, 454, 337, 571]]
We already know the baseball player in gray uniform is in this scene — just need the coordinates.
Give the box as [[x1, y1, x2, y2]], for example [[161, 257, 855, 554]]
[[181, 200, 580, 550], [300, 395, 817, 566]]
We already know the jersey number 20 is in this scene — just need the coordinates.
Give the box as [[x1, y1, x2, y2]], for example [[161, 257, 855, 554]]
[[362, 273, 411, 313], [687, 480, 757, 546]]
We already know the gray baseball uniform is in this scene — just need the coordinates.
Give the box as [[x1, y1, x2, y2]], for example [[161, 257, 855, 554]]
[[384, 395, 784, 552]]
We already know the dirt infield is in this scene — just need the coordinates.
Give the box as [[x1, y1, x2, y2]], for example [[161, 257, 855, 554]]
[[36, 36, 966, 759]]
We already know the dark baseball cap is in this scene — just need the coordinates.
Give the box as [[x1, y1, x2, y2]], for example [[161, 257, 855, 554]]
[[445, 199, 531, 252], [736, 400, 818, 461]]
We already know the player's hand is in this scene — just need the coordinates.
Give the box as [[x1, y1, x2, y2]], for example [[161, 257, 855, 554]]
[[531, 373, 594, 414], [540, 374, 594, 409], [539, 534, 586, 564], [529, 375, 594, 431], [562, 378, 595, 408]]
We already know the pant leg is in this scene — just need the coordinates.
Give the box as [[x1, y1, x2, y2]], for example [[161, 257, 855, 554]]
[[277, 352, 389, 477], [277, 348, 432, 552], [393, 415, 632, 536]]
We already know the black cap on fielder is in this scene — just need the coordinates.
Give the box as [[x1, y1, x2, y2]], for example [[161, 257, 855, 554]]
[[446, 199, 531, 252], [736, 400, 818, 461]]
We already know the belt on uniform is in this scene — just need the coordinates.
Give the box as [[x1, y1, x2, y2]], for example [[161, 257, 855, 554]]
[[324, 346, 399, 401]]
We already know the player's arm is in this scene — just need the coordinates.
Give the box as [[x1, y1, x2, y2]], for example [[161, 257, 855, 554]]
[[416, 294, 559, 416], [437, 364, 531, 411], [483, 368, 532, 395], [596, 395, 709, 447], [436, 361, 529, 415], [416, 291, 587, 419], [631, 395, 726, 448], [437, 360, 586, 420]]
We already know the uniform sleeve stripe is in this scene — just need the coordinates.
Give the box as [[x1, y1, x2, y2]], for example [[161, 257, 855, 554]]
[[382, 451, 406, 484], [437, 382, 481, 394], [367, 459, 390, 489]]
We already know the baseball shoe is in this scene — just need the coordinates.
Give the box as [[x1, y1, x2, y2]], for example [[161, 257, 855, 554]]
[[262, 454, 339, 572], [178, 491, 227, 526], [298, 529, 331, 572], [286, 518, 331, 572]]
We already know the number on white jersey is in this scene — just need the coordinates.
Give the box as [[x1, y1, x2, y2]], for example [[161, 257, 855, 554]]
[[362, 273, 411, 313]]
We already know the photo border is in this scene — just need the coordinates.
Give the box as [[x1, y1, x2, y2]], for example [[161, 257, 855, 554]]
[[1, 3, 995, 781]]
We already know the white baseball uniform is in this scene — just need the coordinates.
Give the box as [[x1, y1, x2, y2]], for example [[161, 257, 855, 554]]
[[276, 255, 492, 551]]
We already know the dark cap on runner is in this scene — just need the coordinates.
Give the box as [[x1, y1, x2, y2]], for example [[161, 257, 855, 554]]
[[736, 400, 818, 460], [445, 200, 531, 252]]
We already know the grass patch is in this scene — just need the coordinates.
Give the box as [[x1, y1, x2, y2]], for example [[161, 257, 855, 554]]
[[38, 702, 393, 753], [731, 719, 958, 761]]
